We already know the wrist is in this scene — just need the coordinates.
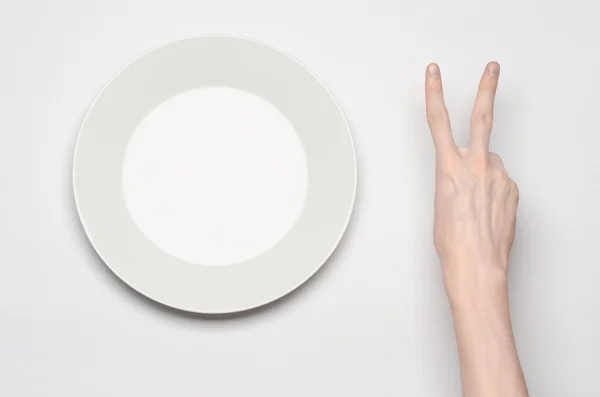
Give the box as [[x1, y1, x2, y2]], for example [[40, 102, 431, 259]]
[[446, 269, 514, 340], [449, 284, 510, 318], [442, 260, 509, 309]]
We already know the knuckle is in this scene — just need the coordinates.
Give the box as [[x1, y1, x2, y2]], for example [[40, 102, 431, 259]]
[[468, 154, 488, 174], [510, 180, 520, 197], [427, 109, 449, 126], [488, 151, 501, 161], [437, 152, 461, 171], [472, 110, 493, 126], [489, 152, 505, 168], [492, 168, 509, 181], [506, 180, 520, 203]]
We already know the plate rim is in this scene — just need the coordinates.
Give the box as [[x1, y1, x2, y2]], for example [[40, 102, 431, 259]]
[[72, 34, 357, 314]]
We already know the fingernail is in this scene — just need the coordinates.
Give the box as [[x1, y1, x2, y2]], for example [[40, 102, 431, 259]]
[[427, 63, 440, 76], [487, 61, 500, 77]]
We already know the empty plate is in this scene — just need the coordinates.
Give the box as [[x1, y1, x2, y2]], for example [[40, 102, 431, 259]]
[[73, 36, 356, 313]]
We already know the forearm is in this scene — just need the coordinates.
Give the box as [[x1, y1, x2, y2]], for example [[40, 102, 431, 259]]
[[448, 275, 528, 397]]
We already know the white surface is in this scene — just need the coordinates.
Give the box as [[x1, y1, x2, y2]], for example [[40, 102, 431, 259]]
[[73, 36, 355, 313], [1, 0, 599, 395], [123, 86, 308, 266]]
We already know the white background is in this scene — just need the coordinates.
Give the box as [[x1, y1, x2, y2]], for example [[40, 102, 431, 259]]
[[1, 0, 599, 396]]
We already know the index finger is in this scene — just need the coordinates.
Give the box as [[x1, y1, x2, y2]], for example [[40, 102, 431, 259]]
[[425, 64, 457, 156], [469, 61, 500, 155]]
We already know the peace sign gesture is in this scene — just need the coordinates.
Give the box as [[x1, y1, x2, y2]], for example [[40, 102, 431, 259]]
[[425, 62, 519, 302], [426, 62, 527, 397]]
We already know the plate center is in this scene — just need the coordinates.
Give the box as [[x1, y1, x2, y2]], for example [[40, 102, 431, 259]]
[[122, 87, 308, 266]]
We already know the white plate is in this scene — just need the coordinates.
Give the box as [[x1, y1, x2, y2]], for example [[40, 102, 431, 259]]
[[73, 36, 356, 314]]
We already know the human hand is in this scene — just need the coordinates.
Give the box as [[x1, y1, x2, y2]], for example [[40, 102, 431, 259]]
[[424, 62, 527, 397], [425, 62, 519, 304]]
